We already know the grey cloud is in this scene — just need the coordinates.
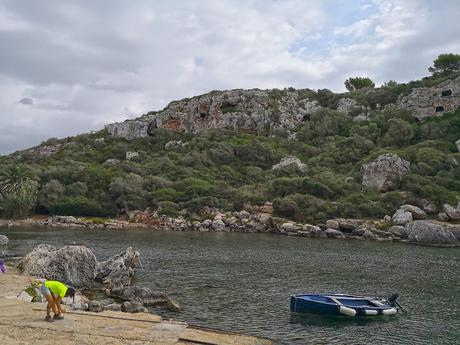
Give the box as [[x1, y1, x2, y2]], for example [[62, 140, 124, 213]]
[[18, 97, 33, 105], [0, 0, 459, 155]]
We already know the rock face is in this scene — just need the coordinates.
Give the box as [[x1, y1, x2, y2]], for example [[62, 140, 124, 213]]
[[272, 156, 307, 174], [397, 76, 460, 120], [106, 88, 321, 139], [0, 235, 9, 246], [95, 247, 141, 289], [360, 154, 410, 192], [19, 245, 97, 288], [405, 220, 459, 247], [456, 139, 460, 153]]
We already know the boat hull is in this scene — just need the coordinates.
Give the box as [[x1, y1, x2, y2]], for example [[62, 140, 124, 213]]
[[290, 294, 398, 317]]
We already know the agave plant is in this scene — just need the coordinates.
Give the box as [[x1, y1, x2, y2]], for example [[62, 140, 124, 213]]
[[0, 165, 34, 196]]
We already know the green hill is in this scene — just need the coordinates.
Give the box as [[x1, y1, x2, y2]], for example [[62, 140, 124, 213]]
[[1, 72, 459, 223]]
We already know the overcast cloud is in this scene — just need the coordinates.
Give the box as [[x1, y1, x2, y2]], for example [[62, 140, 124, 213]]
[[1, 0, 459, 154]]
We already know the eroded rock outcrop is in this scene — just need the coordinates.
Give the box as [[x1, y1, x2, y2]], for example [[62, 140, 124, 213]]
[[95, 247, 141, 289], [360, 154, 410, 192], [106, 89, 321, 139], [397, 76, 460, 120]]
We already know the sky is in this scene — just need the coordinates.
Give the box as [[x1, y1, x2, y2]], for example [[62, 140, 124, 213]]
[[1, 0, 459, 155]]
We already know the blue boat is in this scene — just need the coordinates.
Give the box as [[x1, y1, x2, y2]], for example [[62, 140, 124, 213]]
[[290, 293, 401, 317]]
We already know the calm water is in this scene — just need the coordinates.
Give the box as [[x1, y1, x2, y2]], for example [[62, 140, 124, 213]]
[[2, 227, 459, 345]]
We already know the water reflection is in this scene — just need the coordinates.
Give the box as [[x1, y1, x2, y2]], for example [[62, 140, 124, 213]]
[[289, 312, 399, 328]]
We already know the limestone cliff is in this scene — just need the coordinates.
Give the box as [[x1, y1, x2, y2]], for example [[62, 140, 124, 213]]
[[105, 75, 460, 139]]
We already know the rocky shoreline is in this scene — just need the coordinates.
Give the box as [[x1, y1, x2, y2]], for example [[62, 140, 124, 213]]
[[1, 201, 460, 247]]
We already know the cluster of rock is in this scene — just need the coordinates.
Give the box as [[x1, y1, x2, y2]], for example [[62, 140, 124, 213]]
[[17, 244, 181, 313], [388, 204, 459, 246]]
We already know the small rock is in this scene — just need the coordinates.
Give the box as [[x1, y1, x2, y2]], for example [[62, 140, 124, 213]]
[[443, 204, 460, 220], [362, 230, 378, 240], [211, 219, 225, 231], [438, 212, 449, 221], [392, 210, 413, 226], [338, 221, 357, 232], [88, 300, 104, 312], [389, 226, 407, 239], [201, 219, 212, 228], [71, 302, 89, 311], [17, 291, 33, 302], [324, 228, 344, 239], [0, 235, 9, 246], [383, 215, 392, 223], [325, 220, 339, 230], [121, 301, 148, 313], [280, 223, 300, 233], [400, 205, 427, 220], [166, 300, 183, 312], [420, 199, 437, 214], [456, 139, 460, 153], [104, 303, 122, 312]]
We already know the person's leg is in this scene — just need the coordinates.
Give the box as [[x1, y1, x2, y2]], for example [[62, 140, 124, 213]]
[[52, 295, 64, 320], [40, 284, 56, 322]]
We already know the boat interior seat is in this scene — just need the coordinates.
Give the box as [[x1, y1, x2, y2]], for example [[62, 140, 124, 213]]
[[370, 300, 385, 307], [327, 296, 343, 305]]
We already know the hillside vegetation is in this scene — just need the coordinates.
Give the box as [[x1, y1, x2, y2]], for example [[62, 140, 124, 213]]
[[1, 72, 460, 223]]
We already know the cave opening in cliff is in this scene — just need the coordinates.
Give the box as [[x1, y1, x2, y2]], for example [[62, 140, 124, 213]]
[[441, 90, 452, 97], [302, 114, 310, 121], [435, 106, 444, 112]]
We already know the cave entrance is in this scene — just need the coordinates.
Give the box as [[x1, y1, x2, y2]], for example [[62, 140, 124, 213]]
[[435, 106, 444, 112], [441, 89, 452, 97]]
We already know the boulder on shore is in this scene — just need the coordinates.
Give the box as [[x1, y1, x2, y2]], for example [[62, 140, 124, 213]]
[[392, 209, 413, 226], [19, 245, 97, 288], [95, 247, 141, 289], [405, 220, 459, 247], [360, 154, 410, 192], [19, 245, 140, 289], [399, 205, 426, 220]]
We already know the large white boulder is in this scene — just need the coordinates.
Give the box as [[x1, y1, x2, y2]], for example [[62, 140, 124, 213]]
[[360, 154, 410, 192]]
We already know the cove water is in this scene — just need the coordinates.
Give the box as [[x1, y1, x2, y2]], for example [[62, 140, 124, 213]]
[[2, 227, 459, 344]]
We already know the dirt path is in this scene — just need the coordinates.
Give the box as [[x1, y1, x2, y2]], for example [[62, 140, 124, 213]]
[[0, 267, 273, 345]]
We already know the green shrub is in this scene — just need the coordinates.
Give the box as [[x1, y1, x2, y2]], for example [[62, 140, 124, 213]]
[[49, 196, 112, 217]]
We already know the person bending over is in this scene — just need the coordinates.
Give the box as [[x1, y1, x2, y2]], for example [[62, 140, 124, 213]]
[[38, 280, 75, 322]]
